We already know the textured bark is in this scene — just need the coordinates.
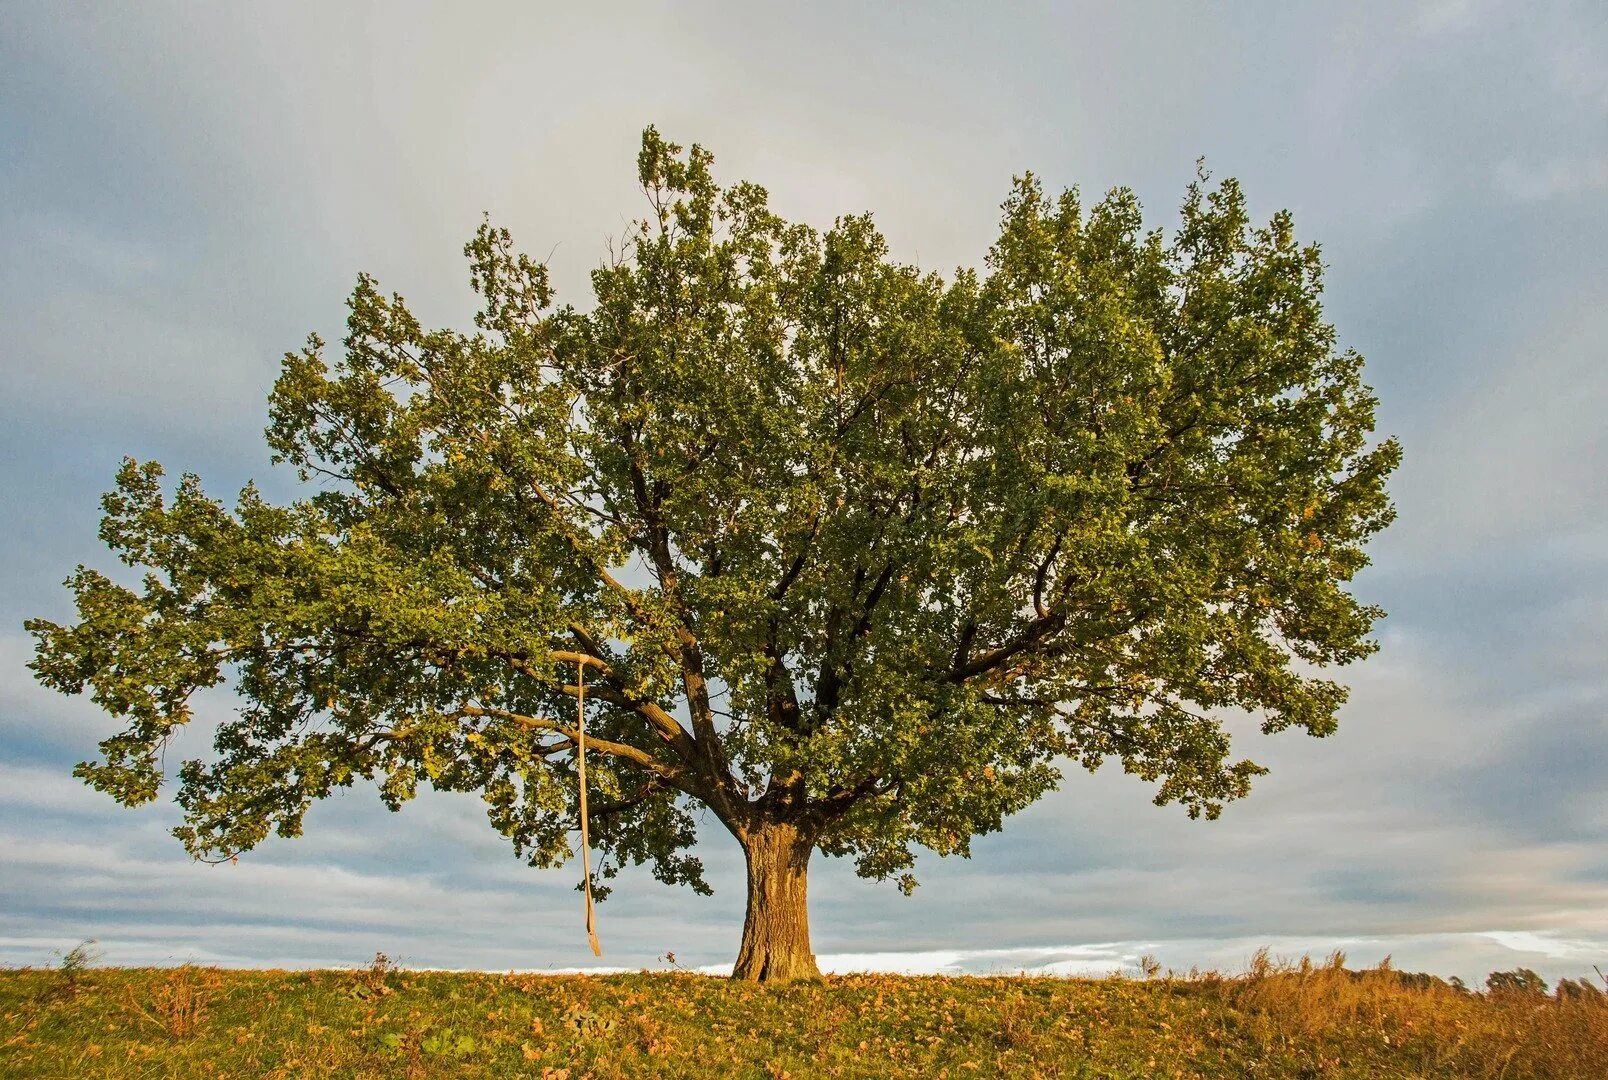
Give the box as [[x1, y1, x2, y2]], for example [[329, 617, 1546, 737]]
[[731, 823, 820, 983]]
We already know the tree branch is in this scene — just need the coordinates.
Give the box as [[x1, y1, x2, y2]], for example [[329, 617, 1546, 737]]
[[456, 705, 686, 783]]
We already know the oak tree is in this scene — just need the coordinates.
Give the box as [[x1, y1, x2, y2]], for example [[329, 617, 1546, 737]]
[[27, 129, 1399, 981]]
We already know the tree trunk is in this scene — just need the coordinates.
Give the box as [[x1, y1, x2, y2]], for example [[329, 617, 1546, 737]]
[[731, 822, 821, 983]]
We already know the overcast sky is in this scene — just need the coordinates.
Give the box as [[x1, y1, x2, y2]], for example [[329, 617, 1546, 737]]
[[3, 1, 1606, 985]]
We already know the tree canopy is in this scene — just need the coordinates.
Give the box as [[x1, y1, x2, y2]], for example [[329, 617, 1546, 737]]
[[27, 128, 1398, 980]]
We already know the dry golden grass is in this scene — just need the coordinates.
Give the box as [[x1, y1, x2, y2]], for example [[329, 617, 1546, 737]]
[[117, 964, 216, 1040], [1193, 949, 1608, 1077]]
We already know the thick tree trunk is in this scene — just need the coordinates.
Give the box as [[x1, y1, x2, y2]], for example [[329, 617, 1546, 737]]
[[731, 822, 821, 983]]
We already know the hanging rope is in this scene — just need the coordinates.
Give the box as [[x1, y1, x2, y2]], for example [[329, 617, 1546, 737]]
[[576, 661, 602, 956]]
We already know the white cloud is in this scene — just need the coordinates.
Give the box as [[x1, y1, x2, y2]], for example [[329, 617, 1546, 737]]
[[1480, 930, 1607, 962]]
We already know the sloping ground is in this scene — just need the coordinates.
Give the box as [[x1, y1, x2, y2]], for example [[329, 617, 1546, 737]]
[[2, 962, 1604, 1078]]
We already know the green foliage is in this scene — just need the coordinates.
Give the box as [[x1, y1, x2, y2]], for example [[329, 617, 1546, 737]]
[[1556, 978, 1605, 1003], [1487, 968, 1549, 998], [418, 1028, 478, 1057], [26, 128, 1397, 900]]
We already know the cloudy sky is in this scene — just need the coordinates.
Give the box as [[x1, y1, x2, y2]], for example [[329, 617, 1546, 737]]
[[3, 1, 1606, 985]]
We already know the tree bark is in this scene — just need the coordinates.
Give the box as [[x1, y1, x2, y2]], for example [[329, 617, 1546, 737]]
[[731, 822, 821, 983]]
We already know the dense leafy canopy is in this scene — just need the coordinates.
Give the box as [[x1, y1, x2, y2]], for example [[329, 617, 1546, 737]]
[[28, 129, 1398, 901]]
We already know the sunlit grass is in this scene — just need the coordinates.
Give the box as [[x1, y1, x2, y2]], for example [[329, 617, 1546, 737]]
[[2, 951, 1603, 1077]]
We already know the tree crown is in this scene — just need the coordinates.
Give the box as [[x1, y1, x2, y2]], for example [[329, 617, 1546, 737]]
[[28, 128, 1399, 896]]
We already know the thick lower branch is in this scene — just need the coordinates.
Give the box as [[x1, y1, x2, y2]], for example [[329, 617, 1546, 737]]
[[495, 651, 699, 764], [455, 704, 683, 783]]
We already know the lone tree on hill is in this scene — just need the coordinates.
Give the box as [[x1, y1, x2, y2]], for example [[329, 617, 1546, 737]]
[[27, 129, 1398, 982]]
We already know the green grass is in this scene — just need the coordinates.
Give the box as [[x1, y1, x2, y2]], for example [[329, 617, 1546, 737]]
[[2, 957, 1604, 1078]]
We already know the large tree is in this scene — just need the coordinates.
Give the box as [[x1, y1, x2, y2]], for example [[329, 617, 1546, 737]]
[[27, 129, 1398, 982]]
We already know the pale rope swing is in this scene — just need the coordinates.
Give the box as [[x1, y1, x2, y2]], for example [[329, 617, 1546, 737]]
[[576, 661, 602, 956]]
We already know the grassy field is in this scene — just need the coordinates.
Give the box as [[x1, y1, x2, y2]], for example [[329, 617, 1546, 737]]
[[2, 953, 1605, 1078]]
